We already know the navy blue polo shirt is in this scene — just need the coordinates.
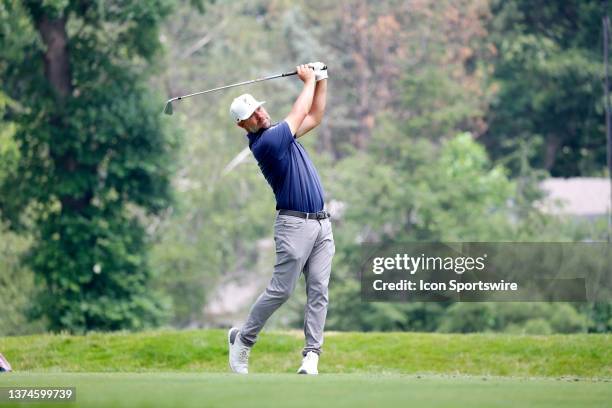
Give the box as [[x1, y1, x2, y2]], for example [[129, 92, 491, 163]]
[[247, 121, 325, 213]]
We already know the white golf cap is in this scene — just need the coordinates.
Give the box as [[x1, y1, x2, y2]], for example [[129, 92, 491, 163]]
[[230, 93, 265, 123]]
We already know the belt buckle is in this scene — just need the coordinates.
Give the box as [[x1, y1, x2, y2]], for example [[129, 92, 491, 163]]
[[316, 211, 326, 220]]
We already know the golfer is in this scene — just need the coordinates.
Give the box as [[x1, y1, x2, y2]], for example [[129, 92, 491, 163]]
[[227, 63, 333, 375]]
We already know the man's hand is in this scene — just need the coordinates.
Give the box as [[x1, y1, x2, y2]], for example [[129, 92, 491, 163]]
[[308, 62, 328, 82], [307, 62, 326, 71], [315, 70, 328, 82], [296, 64, 315, 84]]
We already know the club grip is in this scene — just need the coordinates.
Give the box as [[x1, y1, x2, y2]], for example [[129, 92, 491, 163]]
[[283, 65, 327, 77]]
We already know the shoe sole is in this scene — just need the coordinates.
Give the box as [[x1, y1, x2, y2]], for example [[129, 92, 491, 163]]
[[297, 369, 318, 375]]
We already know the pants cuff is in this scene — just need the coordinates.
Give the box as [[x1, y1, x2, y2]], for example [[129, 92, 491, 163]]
[[239, 332, 255, 347]]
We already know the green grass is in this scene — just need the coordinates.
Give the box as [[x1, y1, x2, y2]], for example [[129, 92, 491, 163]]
[[0, 373, 610, 408], [0, 330, 610, 378], [1, 331, 610, 407]]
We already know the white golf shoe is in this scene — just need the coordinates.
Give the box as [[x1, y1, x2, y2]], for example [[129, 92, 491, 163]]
[[228, 327, 250, 374], [297, 351, 319, 375]]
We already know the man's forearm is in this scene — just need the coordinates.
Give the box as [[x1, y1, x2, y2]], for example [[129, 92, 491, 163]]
[[292, 78, 316, 118], [309, 79, 327, 122]]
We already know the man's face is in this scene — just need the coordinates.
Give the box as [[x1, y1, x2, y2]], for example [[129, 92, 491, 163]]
[[238, 106, 271, 133]]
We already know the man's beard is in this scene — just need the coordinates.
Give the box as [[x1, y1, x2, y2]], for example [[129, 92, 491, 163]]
[[247, 119, 270, 133]]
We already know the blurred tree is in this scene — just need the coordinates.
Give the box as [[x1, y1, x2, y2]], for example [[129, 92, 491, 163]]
[[0, 0, 195, 331], [438, 302, 589, 334], [282, 0, 493, 156], [437, 303, 497, 333], [549, 303, 589, 333], [0, 221, 43, 336], [323, 132, 518, 331], [582, 302, 612, 333], [520, 319, 553, 334], [0, 89, 43, 335], [323, 127, 604, 332], [151, 0, 285, 326], [483, 0, 607, 176]]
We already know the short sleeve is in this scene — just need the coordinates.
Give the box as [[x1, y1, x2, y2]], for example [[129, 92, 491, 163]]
[[258, 121, 294, 159]]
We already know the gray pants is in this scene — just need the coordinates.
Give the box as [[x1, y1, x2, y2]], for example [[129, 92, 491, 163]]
[[240, 213, 335, 355]]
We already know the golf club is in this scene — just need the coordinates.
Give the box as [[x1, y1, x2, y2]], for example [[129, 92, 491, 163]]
[[0, 353, 11, 372], [163, 65, 327, 115]]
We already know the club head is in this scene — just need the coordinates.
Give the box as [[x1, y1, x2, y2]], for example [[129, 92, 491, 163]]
[[163, 101, 173, 115], [0, 353, 11, 372]]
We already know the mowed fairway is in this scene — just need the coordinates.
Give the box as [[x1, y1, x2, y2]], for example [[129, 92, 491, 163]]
[[0, 330, 610, 407], [0, 373, 610, 408]]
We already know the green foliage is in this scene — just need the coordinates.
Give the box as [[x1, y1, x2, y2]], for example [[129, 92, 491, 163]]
[[438, 303, 497, 333], [332, 132, 516, 246], [326, 280, 447, 332], [324, 132, 514, 332], [0, 87, 44, 336], [0, 1, 181, 332], [520, 319, 553, 335], [401, 68, 485, 141], [549, 304, 589, 333], [1, 0, 608, 335], [583, 302, 612, 333], [484, 0, 607, 176], [0, 222, 45, 336], [325, 129, 606, 333], [436, 303, 590, 334]]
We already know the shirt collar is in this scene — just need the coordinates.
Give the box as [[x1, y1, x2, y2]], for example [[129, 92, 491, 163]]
[[246, 124, 274, 145]]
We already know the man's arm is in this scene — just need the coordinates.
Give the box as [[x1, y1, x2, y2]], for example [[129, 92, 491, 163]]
[[285, 64, 316, 136], [295, 78, 327, 138]]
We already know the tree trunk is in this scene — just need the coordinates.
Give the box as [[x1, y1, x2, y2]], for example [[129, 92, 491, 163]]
[[34, 14, 92, 212], [36, 16, 72, 99], [544, 134, 560, 170], [354, 0, 371, 150]]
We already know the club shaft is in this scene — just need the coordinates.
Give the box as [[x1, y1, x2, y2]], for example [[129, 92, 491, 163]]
[[169, 71, 297, 102], [166, 65, 327, 104]]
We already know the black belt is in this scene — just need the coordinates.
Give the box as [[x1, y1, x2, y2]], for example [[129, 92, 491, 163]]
[[278, 209, 330, 220]]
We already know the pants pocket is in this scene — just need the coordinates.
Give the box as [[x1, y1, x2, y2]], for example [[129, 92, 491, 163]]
[[276, 214, 305, 229]]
